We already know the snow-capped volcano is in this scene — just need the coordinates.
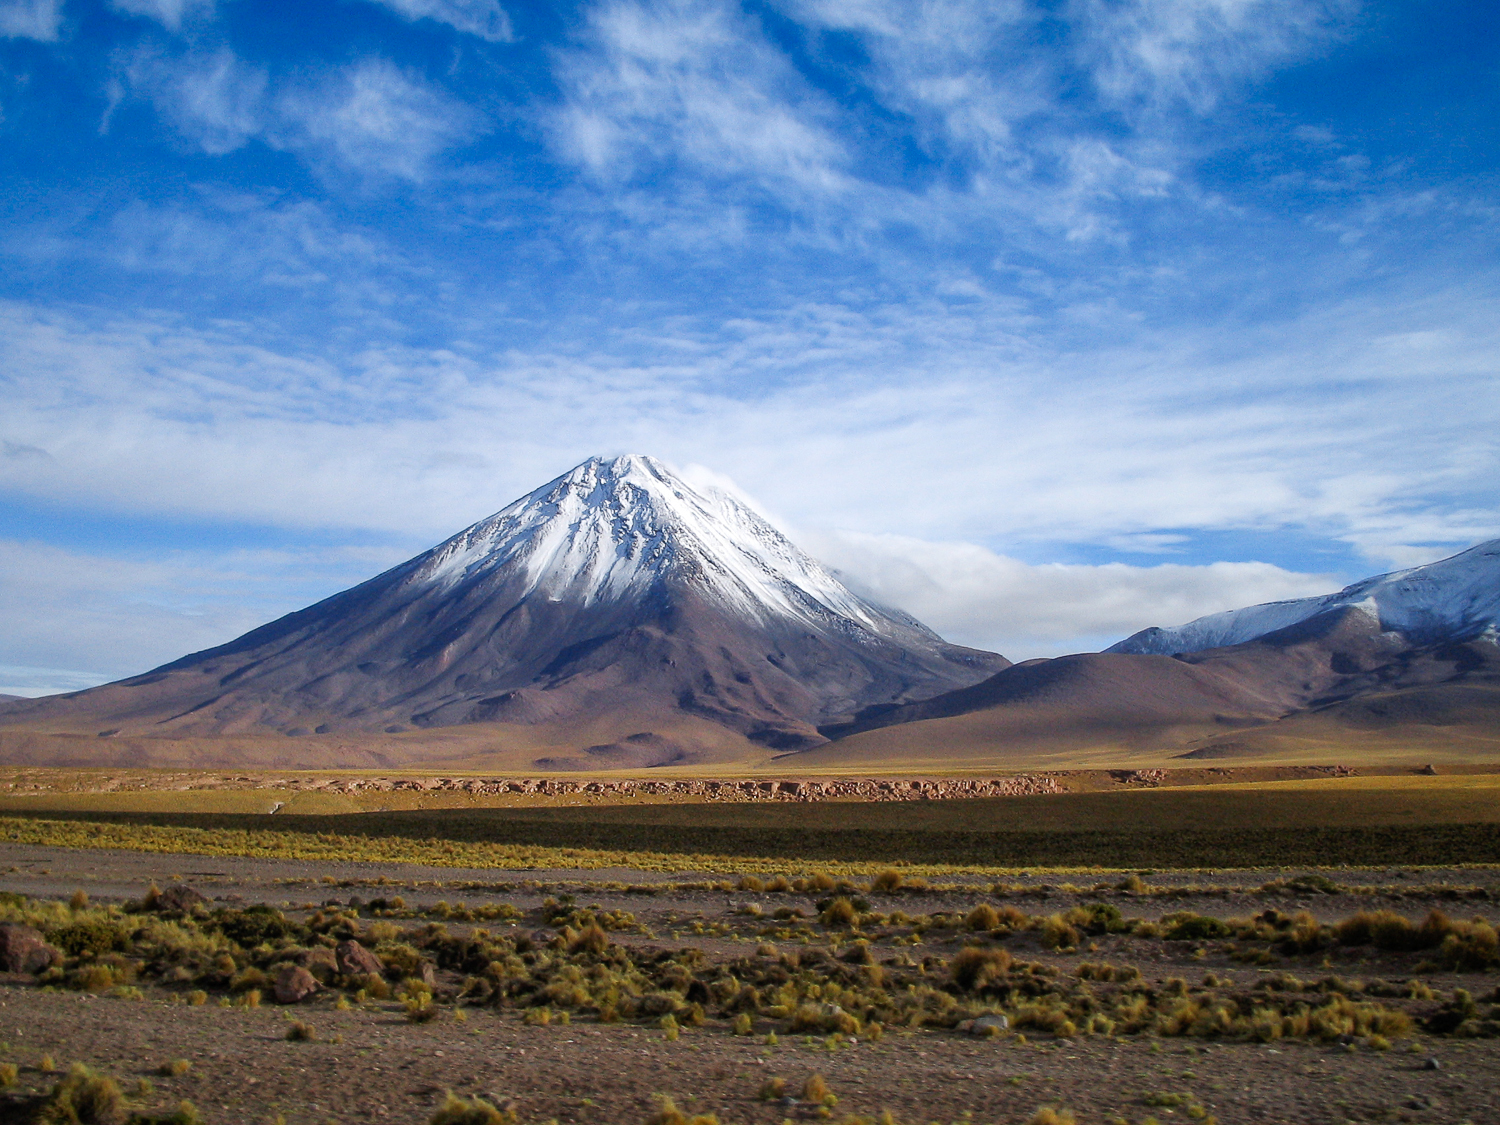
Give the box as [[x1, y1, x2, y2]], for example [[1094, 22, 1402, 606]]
[[0, 455, 1007, 761], [1108, 540, 1500, 656], [419, 455, 899, 633]]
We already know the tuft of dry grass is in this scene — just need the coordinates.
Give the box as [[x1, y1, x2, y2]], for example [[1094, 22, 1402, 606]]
[[285, 1020, 316, 1042], [35, 1063, 126, 1125], [644, 1096, 720, 1125], [951, 947, 1012, 991], [802, 1073, 833, 1106], [429, 1091, 517, 1125]]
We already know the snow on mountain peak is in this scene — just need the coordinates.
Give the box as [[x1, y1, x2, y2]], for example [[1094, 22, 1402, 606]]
[[412, 454, 897, 634], [1107, 539, 1500, 656]]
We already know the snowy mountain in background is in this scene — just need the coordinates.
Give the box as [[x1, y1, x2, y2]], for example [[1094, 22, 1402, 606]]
[[1108, 540, 1500, 656], [419, 454, 914, 637], [0, 455, 1006, 761]]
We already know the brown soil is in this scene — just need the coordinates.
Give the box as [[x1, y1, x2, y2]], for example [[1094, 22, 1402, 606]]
[[0, 846, 1498, 1124]]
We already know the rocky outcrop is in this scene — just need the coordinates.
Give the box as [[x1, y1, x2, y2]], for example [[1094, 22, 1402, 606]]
[[335, 939, 384, 979], [0, 923, 58, 974], [274, 963, 320, 1003]]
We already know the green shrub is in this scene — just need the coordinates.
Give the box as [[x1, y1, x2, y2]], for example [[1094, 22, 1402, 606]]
[[50, 920, 131, 958], [1162, 913, 1231, 942], [212, 905, 297, 948]]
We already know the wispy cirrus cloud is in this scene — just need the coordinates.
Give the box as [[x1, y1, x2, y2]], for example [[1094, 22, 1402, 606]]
[[553, 0, 848, 194], [1, 270, 1495, 560], [1074, 0, 1352, 114], [119, 48, 482, 179], [122, 46, 265, 153], [109, 0, 213, 33], [277, 57, 485, 182], [0, 0, 63, 40], [364, 0, 512, 42]]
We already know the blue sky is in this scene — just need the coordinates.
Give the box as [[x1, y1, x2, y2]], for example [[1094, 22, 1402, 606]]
[[2, 0, 1497, 693]]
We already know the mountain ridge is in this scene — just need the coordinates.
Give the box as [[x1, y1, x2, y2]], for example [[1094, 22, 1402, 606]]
[[1108, 540, 1500, 656]]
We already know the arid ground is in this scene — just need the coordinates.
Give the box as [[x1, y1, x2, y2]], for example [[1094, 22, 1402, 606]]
[[0, 765, 1496, 1124]]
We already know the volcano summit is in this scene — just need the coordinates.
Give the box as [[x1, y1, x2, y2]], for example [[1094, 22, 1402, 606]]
[[0, 456, 1006, 765]]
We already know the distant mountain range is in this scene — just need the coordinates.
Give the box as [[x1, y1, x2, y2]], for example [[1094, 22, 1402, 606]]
[[1108, 540, 1500, 655], [1, 458, 1495, 770], [807, 542, 1500, 768]]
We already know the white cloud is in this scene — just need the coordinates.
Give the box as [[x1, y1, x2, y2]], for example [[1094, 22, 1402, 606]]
[[0, 0, 63, 40], [119, 49, 482, 180], [109, 0, 213, 33], [785, 0, 1043, 162], [0, 268, 1496, 571], [124, 46, 267, 154], [276, 57, 483, 182], [553, 0, 847, 193], [805, 529, 1339, 657], [1074, 0, 1350, 114], [365, 0, 512, 42]]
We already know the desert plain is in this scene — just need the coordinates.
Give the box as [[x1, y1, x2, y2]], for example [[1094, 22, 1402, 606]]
[[0, 764, 1495, 1125]]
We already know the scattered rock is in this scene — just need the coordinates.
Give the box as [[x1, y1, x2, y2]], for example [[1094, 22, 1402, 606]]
[[335, 939, 384, 978], [0, 923, 59, 973], [274, 964, 320, 1004]]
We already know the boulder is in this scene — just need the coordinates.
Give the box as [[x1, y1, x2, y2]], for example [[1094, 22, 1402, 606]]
[[0, 923, 59, 973], [296, 946, 339, 981], [274, 964, 320, 1004], [958, 1014, 1010, 1037], [335, 939, 384, 978]]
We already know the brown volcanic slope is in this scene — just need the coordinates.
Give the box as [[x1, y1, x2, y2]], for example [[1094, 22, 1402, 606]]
[[798, 607, 1500, 769], [0, 456, 1005, 770]]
